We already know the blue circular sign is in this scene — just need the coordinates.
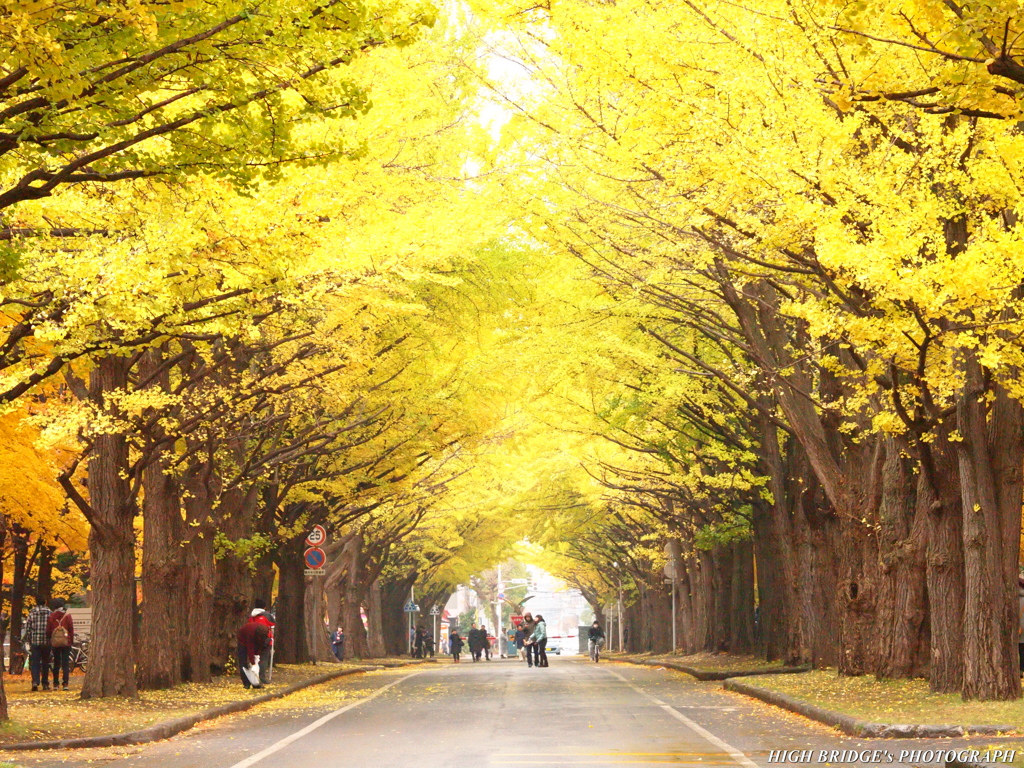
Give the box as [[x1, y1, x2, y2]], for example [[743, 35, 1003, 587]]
[[304, 547, 326, 569]]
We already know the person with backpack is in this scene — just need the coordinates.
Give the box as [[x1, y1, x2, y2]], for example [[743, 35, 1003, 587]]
[[22, 597, 51, 692], [46, 598, 74, 691]]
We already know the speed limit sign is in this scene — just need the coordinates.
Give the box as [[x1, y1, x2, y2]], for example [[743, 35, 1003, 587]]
[[305, 524, 328, 547]]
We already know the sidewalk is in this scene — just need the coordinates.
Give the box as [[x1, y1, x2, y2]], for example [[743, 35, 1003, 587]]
[[0, 659, 426, 749]]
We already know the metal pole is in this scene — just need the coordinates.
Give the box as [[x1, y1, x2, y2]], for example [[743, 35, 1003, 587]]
[[433, 611, 438, 655], [496, 563, 503, 658]]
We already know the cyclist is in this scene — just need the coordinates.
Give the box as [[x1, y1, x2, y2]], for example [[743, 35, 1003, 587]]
[[588, 620, 606, 662]]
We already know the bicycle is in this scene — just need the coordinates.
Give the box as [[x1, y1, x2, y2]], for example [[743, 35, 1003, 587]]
[[70, 639, 88, 673], [589, 638, 603, 663]]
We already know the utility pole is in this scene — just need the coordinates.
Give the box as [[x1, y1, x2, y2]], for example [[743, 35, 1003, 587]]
[[496, 563, 504, 658]]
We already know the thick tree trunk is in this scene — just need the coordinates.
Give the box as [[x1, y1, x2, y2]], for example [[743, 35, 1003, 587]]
[[304, 574, 335, 662], [874, 438, 929, 680], [957, 362, 1023, 700], [729, 539, 755, 654], [367, 578, 387, 657], [81, 355, 138, 700], [382, 577, 413, 656], [274, 537, 310, 664], [210, 484, 260, 674], [920, 430, 965, 693], [137, 447, 186, 689], [181, 466, 216, 683]]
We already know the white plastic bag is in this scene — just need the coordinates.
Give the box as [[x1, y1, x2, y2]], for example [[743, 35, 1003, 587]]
[[242, 654, 261, 687]]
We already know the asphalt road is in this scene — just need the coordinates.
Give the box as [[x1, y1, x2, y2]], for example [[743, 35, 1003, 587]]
[[6, 658, 1022, 768]]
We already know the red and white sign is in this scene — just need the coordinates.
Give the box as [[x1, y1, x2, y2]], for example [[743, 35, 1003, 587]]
[[305, 524, 328, 547]]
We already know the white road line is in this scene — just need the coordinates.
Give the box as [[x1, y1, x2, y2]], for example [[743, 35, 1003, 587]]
[[226, 670, 424, 768], [605, 669, 761, 768]]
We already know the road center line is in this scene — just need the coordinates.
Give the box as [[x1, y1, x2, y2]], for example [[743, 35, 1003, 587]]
[[604, 669, 761, 768], [226, 670, 424, 768]]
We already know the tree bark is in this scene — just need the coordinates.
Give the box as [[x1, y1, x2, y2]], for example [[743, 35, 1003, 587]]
[[137, 447, 186, 689], [80, 354, 138, 700], [367, 578, 387, 657], [957, 359, 1023, 700]]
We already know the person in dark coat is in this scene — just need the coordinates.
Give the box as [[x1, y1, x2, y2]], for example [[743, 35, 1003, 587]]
[[467, 622, 483, 662], [513, 625, 527, 661], [449, 630, 464, 663], [331, 626, 345, 661], [237, 617, 271, 689], [414, 626, 425, 658]]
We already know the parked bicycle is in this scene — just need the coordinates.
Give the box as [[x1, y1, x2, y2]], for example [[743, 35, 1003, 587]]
[[70, 639, 88, 673]]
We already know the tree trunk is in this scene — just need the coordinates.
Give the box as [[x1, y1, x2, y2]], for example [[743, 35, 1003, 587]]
[[81, 354, 138, 700], [137, 446, 186, 689], [367, 578, 387, 657], [274, 535, 309, 664], [36, 546, 56, 604], [210, 484, 260, 674], [920, 430, 965, 693], [181, 465, 216, 683], [957, 360, 1023, 700], [7, 526, 28, 674], [729, 539, 755, 654], [304, 574, 335, 662], [0, 513, 10, 718]]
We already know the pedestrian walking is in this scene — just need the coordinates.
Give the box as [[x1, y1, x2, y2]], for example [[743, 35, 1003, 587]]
[[46, 598, 74, 690], [414, 625, 425, 658], [467, 622, 483, 662], [531, 614, 548, 668], [250, 599, 275, 684], [331, 626, 346, 661], [237, 614, 271, 689], [22, 597, 51, 691], [425, 631, 435, 657], [480, 625, 491, 660], [520, 613, 537, 668], [449, 630, 464, 663]]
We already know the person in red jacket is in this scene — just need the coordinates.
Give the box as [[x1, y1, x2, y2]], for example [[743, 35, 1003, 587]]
[[46, 598, 74, 691], [236, 618, 270, 689], [250, 599, 275, 684]]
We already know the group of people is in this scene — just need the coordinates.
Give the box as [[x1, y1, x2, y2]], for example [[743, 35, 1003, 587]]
[[447, 622, 492, 663], [512, 613, 548, 668], [236, 599, 276, 689], [412, 625, 436, 658], [22, 596, 75, 692]]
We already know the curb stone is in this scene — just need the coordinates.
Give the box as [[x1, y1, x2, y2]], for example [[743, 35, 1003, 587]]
[[618, 657, 812, 681], [724, 678, 1013, 739], [0, 658, 434, 752]]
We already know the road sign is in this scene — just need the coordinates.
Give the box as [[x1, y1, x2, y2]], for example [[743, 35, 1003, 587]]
[[305, 524, 328, 547], [430, 606, 440, 615], [304, 547, 326, 570], [404, 602, 419, 612], [497, 592, 505, 600], [305, 568, 326, 576], [510, 614, 523, 626]]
